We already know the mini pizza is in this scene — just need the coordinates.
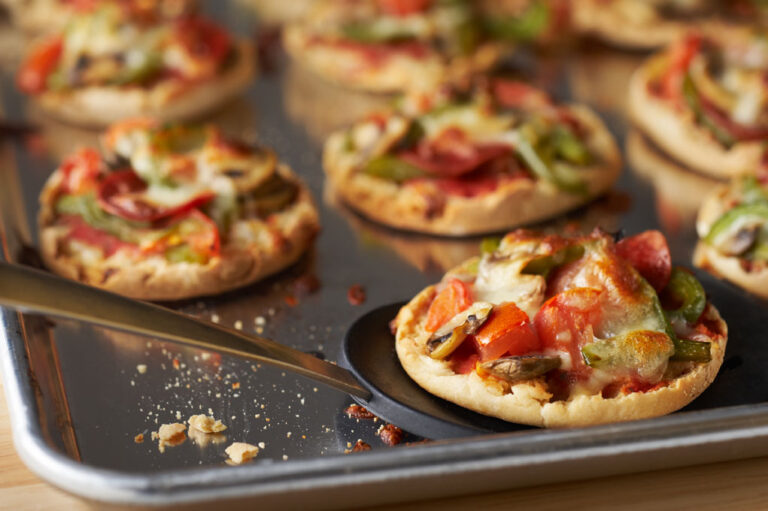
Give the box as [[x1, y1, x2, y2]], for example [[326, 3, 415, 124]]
[[16, 1, 254, 127], [630, 29, 768, 179], [395, 229, 727, 428], [323, 78, 621, 236], [283, 0, 564, 93], [38, 118, 319, 300], [572, 0, 714, 50], [1, 0, 192, 34], [694, 175, 768, 298]]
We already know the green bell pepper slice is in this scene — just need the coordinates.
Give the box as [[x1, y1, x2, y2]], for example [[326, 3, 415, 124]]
[[55, 193, 150, 244], [483, 1, 549, 42], [682, 74, 736, 149], [704, 202, 768, 248], [515, 128, 588, 195], [362, 155, 428, 183], [480, 237, 501, 255], [521, 243, 586, 277], [664, 267, 706, 324]]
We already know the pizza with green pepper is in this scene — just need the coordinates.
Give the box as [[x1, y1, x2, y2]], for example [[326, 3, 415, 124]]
[[16, 0, 254, 126], [630, 27, 768, 178], [395, 229, 726, 427], [38, 118, 319, 300], [283, 0, 565, 93], [695, 175, 768, 298], [323, 78, 621, 236]]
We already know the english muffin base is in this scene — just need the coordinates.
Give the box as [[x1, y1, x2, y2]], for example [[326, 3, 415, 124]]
[[395, 285, 727, 428], [629, 56, 763, 179], [282, 23, 503, 93], [38, 165, 319, 301], [323, 105, 621, 236], [33, 41, 255, 128]]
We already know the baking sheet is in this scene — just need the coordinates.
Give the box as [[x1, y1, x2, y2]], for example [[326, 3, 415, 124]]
[[2, 2, 768, 508]]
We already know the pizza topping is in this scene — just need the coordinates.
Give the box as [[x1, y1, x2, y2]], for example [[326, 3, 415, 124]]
[[662, 267, 706, 325], [474, 302, 540, 361], [615, 230, 672, 292], [50, 121, 302, 265], [97, 169, 215, 222], [424, 278, 473, 332], [582, 330, 675, 383], [427, 302, 492, 359], [702, 176, 768, 263], [342, 79, 599, 196], [652, 32, 768, 148], [477, 355, 561, 383], [420, 229, 717, 397], [18, 2, 234, 94]]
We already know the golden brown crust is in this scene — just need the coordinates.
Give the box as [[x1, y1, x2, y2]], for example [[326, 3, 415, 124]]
[[32, 41, 255, 128], [395, 284, 727, 428], [629, 54, 763, 179], [572, 0, 692, 50], [693, 185, 768, 298], [1, 0, 72, 33], [38, 165, 319, 301], [324, 105, 622, 236], [282, 15, 503, 93]]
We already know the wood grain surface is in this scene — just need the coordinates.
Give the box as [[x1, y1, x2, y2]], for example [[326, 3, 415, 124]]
[[2, 377, 768, 511]]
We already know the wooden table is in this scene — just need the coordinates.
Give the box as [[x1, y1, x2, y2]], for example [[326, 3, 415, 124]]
[[3, 378, 768, 511]]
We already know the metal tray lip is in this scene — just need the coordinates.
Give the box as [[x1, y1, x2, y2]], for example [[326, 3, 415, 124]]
[[6, 304, 768, 506]]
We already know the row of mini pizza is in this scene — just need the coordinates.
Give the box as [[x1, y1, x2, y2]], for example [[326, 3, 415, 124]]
[[2, 0, 759, 429]]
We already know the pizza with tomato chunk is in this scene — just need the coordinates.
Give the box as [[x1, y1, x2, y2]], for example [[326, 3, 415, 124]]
[[38, 118, 319, 300], [629, 28, 768, 179], [283, 0, 565, 93], [16, 0, 254, 127], [323, 78, 621, 236], [694, 175, 768, 298], [394, 229, 727, 427]]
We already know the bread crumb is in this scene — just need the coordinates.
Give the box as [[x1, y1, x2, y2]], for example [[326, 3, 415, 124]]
[[211, 314, 220, 323], [234, 320, 243, 330], [134, 433, 144, 443], [225, 442, 259, 464], [136, 364, 147, 374], [188, 414, 227, 434], [156, 423, 186, 453], [255, 316, 266, 326]]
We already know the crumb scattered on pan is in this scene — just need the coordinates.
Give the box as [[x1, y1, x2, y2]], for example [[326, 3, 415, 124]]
[[134, 433, 144, 443], [211, 313, 220, 323], [344, 404, 375, 419], [347, 284, 366, 305], [136, 364, 147, 374], [234, 320, 243, 330], [345, 440, 371, 454], [232, 382, 240, 390], [378, 424, 404, 446], [188, 414, 227, 434], [225, 442, 259, 464], [155, 423, 186, 453]]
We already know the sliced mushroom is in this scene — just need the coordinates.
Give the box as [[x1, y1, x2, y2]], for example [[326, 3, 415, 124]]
[[212, 146, 278, 194], [724, 226, 758, 256], [478, 355, 561, 383], [427, 302, 493, 360]]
